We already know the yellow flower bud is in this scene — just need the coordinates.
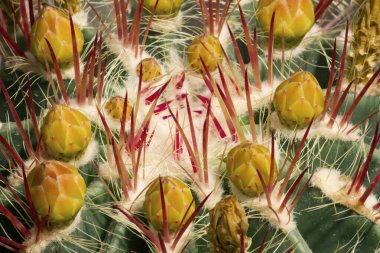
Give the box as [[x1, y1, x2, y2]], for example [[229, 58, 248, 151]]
[[143, 177, 195, 233], [144, 0, 183, 18], [27, 160, 87, 227], [30, 6, 84, 67], [227, 141, 277, 197], [273, 71, 325, 129], [104, 96, 133, 121], [136, 58, 163, 82], [187, 34, 224, 73], [41, 104, 92, 161], [257, 0, 315, 48]]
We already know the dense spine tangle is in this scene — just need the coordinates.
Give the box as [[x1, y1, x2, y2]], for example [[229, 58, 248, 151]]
[[0, 0, 379, 253]]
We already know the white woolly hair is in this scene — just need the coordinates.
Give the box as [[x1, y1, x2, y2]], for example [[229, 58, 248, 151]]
[[312, 168, 380, 225], [270, 112, 363, 141], [23, 208, 84, 253]]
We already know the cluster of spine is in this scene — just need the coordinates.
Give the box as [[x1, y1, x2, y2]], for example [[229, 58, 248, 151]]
[[0, 0, 379, 253]]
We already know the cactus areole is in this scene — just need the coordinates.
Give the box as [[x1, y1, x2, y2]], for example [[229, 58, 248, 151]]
[[227, 141, 278, 197], [273, 71, 325, 129], [143, 177, 195, 233], [27, 160, 87, 228], [30, 6, 84, 67], [41, 104, 92, 161], [257, 0, 315, 49]]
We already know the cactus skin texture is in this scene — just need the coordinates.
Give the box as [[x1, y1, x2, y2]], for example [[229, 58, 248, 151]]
[[257, 0, 315, 49], [27, 160, 87, 228], [347, 0, 380, 86], [105, 96, 133, 121], [55, 0, 81, 13], [227, 142, 277, 197], [208, 196, 249, 253], [273, 71, 325, 129], [30, 6, 84, 67], [187, 34, 224, 73], [143, 0, 183, 18], [41, 104, 92, 161], [136, 58, 163, 82], [143, 177, 195, 233]]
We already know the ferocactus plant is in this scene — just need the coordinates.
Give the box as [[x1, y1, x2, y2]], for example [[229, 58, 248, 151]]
[[227, 141, 277, 197], [143, 176, 195, 232], [257, 0, 315, 48], [136, 58, 163, 82], [105, 96, 133, 121], [27, 160, 87, 227], [208, 195, 248, 253], [273, 71, 325, 129], [30, 6, 84, 67], [143, 0, 183, 18], [41, 104, 92, 161], [187, 34, 224, 73]]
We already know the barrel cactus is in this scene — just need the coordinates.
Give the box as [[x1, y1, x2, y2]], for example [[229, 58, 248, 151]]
[[0, 0, 379, 253]]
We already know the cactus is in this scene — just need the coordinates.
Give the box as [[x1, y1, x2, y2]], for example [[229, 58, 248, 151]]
[[0, 0, 379, 253]]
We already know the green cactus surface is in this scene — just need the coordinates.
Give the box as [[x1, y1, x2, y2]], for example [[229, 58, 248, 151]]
[[0, 0, 379, 253]]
